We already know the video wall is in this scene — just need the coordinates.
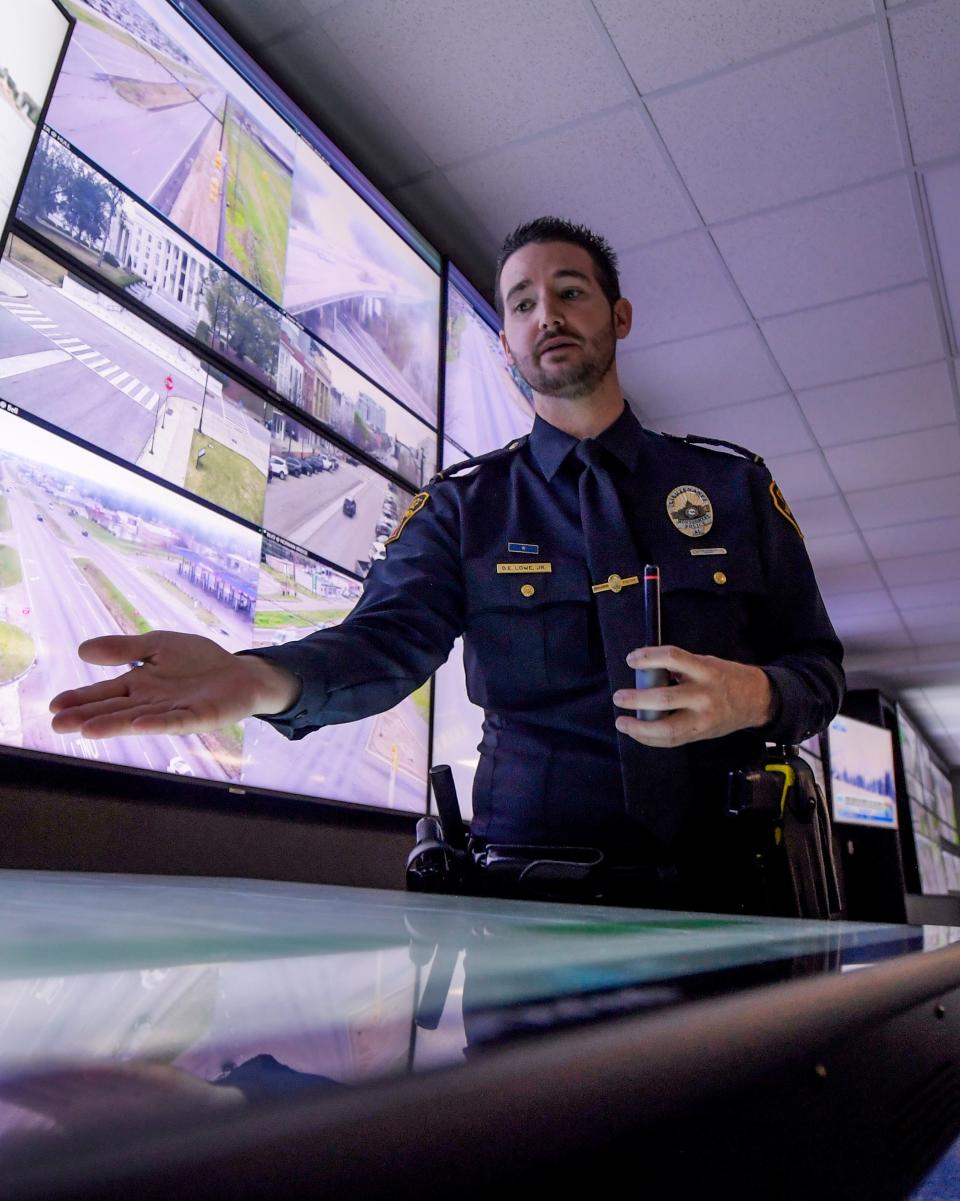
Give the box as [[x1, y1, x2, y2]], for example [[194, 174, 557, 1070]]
[[899, 707, 960, 896], [0, 0, 545, 822]]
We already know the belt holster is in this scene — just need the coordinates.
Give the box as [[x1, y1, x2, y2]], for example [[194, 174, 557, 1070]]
[[726, 745, 842, 919]]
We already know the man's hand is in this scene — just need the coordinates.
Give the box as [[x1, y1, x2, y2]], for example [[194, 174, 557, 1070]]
[[612, 645, 774, 748], [49, 632, 302, 739]]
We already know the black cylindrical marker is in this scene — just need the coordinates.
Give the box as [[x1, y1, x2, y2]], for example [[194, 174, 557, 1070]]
[[635, 564, 669, 720]]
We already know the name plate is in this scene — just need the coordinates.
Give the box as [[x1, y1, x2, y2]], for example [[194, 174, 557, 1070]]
[[496, 562, 552, 574]]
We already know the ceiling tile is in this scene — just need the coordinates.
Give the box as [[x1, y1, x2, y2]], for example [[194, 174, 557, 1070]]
[[443, 107, 697, 259], [864, 515, 960, 560], [924, 164, 960, 350], [889, 0, 960, 163], [317, 0, 633, 164], [594, 0, 872, 93], [901, 604, 960, 631], [909, 622, 960, 646], [846, 474, 960, 529], [646, 25, 904, 223], [832, 610, 912, 645], [761, 282, 942, 389], [790, 494, 854, 537], [764, 450, 836, 501], [712, 175, 926, 316], [825, 424, 960, 492], [619, 233, 748, 346], [816, 560, 886, 594], [804, 531, 872, 569], [620, 325, 782, 418], [879, 548, 960, 587], [389, 173, 498, 285], [796, 361, 955, 448], [825, 589, 896, 618], [204, 0, 307, 48], [891, 580, 960, 610], [258, 23, 436, 188], [654, 394, 812, 458]]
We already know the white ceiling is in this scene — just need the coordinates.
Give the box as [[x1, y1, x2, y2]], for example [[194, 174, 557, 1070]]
[[200, 0, 960, 767]]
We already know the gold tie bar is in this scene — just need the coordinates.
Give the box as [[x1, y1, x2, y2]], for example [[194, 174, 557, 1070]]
[[591, 573, 639, 595]]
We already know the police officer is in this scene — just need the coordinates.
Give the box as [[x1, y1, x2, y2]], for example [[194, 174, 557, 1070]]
[[50, 217, 843, 913]]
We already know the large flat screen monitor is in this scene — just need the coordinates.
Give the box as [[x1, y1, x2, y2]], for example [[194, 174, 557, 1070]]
[[39, 0, 440, 425], [442, 264, 534, 464], [0, 0, 71, 245], [0, 402, 428, 814], [826, 714, 898, 829]]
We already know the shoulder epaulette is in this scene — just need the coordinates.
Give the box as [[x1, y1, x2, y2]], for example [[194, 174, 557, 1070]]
[[662, 432, 765, 466], [429, 434, 529, 485]]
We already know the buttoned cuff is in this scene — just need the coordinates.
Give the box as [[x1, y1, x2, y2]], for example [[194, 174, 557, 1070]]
[[759, 665, 818, 746]]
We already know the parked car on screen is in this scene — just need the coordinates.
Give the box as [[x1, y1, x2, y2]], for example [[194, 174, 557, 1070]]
[[284, 456, 302, 477], [167, 756, 195, 776], [269, 455, 288, 480], [369, 539, 387, 562], [342, 496, 357, 517], [306, 456, 327, 473], [375, 519, 394, 539]]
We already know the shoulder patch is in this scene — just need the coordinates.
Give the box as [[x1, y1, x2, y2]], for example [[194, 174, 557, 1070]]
[[663, 432, 765, 466], [769, 479, 803, 539], [429, 435, 529, 484], [384, 491, 429, 545]]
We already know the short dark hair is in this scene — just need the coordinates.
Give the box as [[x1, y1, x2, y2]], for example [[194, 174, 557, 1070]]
[[494, 217, 621, 319]]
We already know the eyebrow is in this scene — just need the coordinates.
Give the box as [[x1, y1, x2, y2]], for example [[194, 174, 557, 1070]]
[[504, 268, 593, 305]]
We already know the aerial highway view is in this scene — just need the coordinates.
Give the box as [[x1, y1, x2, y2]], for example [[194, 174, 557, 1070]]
[[263, 449, 408, 579], [45, 0, 296, 302], [284, 138, 440, 426], [0, 240, 271, 524], [241, 538, 429, 813], [0, 406, 260, 783], [444, 285, 534, 460]]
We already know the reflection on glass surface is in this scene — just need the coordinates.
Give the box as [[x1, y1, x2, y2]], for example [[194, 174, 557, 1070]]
[[0, 0, 70, 238], [45, 0, 297, 304], [431, 636, 480, 821], [0, 406, 258, 782], [284, 138, 439, 426], [443, 277, 533, 461], [241, 535, 429, 812], [0, 869, 933, 1155]]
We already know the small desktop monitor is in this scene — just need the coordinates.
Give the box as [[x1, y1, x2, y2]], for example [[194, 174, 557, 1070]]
[[826, 714, 897, 829]]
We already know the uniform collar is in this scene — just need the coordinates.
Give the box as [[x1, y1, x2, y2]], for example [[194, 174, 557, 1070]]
[[529, 403, 647, 481]]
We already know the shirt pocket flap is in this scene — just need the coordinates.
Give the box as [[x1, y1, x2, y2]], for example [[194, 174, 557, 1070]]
[[659, 551, 764, 595], [465, 554, 592, 611]]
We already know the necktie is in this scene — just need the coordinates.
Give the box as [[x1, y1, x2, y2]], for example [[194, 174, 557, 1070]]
[[574, 438, 691, 845]]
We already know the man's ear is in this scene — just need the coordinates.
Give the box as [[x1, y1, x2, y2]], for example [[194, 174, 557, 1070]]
[[499, 329, 515, 365], [613, 297, 633, 341]]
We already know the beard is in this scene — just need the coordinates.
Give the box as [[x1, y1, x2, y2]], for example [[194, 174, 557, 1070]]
[[510, 319, 617, 400]]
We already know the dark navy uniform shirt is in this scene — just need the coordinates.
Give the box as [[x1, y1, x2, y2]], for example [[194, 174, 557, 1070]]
[[251, 407, 844, 854]]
